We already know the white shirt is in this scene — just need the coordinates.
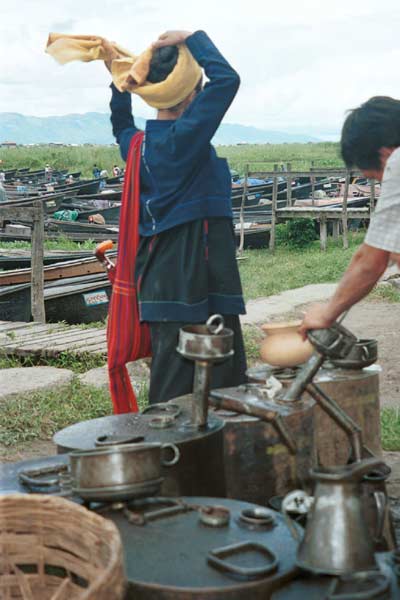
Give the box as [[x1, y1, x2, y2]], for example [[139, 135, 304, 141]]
[[365, 147, 400, 252]]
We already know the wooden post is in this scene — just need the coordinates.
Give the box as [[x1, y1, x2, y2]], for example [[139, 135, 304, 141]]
[[332, 220, 340, 240], [311, 161, 315, 206], [342, 170, 350, 250], [31, 200, 46, 322], [286, 162, 292, 207], [370, 178, 375, 214], [320, 214, 327, 251], [238, 165, 249, 255], [269, 164, 278, 253]]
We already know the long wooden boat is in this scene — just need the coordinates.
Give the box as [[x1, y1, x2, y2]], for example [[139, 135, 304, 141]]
[[47, 218, 119, 236], [0, 250, 95, 270], [0, 273, 112, 324], [0, 254, 116, 285], [234, 223, 271, 249], [76, 206, 120, 224]]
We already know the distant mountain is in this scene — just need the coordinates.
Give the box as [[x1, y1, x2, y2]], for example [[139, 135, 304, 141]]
[[0, 112, 320, 145]]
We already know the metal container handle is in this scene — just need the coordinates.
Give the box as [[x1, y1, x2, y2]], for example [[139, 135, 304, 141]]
[[207, 541, 278, 580], [95, 435, 145, 447], [206, 314, 224, 335], [142, 403, 181, 419], [161, 443, 180, 467], [19, 464, 68, 488]]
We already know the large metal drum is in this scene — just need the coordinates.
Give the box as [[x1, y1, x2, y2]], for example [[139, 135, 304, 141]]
[[248, 363, 382, 466], [53, 403, 226, 498], [107, 496, 300, 600], [168, 391, 315, 505], [271, 553, 400, 599]]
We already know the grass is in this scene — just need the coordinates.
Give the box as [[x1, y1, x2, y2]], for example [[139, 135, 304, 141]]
[[239, 232, 367, 301], [381, 409, 400, 451], [0, 236, 97, 252], [0, 350, 106, 374], [0, 142, 343, 179]]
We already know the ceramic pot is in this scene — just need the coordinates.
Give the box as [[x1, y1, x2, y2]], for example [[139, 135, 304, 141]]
[[260, 320, 314, 367]]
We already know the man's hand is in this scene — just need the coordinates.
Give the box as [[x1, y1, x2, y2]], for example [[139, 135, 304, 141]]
[[152, 31, 192, 49], [299, 303, 336, 340]]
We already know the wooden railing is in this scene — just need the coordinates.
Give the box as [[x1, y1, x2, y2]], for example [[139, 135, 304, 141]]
[[238, 164, 376, 252], [0, 201, 45, 321]]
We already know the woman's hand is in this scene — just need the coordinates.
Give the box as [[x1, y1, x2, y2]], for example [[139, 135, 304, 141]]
[[152, 31, 192, 49], [103, 39, 120, 72]]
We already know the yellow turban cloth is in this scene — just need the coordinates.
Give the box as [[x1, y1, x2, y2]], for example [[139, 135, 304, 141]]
[[46, 33, 202, 110]]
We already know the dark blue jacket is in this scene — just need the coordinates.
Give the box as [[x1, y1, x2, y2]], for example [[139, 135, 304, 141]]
[[110, 30, 240, 236]]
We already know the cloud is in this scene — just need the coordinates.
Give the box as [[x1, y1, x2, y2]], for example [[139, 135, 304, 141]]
[[1, 0, 400, 137]]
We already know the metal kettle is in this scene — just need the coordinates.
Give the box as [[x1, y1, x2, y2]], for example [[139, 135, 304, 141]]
[[297, 457, 386, 575]]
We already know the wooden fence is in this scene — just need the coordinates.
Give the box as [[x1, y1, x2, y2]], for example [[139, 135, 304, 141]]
[[239, 164, 376, 252], [0, 201, 45, 321]]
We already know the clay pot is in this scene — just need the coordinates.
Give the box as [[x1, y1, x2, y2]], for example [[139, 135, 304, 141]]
[[260, 320, 314, 367]]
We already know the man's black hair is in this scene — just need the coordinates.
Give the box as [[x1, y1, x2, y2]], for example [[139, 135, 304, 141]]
[[147, 46, 179, 83], [341, 96, 400, 170]]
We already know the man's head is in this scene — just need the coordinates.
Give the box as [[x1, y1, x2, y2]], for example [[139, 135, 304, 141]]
[[341, 96, 400, 180], [147, 45, 202, 116]]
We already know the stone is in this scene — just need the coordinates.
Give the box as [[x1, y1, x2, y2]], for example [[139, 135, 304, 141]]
[[78, 360, 150, 394], [0, 367, 74, 401]]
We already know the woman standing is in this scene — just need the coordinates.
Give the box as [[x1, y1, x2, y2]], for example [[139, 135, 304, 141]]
[[107, 30, 247, 404]]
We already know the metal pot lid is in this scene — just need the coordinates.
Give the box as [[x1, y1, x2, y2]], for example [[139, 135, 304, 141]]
[[53, 396, 224, 453], [106, 496, 301, 591]]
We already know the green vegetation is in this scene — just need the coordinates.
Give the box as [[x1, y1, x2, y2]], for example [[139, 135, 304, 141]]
[[0, 141, 343, 179], [381, 408, 400, 451], [218, 141, 343, 174], [239, 232, 365, 301], [0, 237, 97, 252], [0, 350, 106, 374]]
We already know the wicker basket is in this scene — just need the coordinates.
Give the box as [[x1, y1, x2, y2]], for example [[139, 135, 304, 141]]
[[0, 494, 126, 599]]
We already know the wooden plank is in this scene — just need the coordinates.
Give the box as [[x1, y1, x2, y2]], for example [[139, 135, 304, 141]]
[[3, 328, 106, 350], [276, 208, 369, 220], [249, 169, 356, 178], [0, 324, 81, 345], [342, 172, 350, 250], [370, 178, 375, 213], [31, 201, 45, 322], [320, 215, 327, 251], [0, 207, 37, 220], [51, 335, 107, 352], [238, 164, 249, 255], [286, 163, 292, 207], [0, 323, 67, 342], [269, 164, 278, 253]]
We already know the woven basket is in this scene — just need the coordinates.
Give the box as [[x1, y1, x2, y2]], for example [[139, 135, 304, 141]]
[[0, 494, 126, 599]]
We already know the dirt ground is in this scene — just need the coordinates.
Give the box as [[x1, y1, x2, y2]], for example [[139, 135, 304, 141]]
[[2, 299, 400, 462]]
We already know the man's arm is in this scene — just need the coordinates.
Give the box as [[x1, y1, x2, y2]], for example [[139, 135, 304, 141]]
[[299, 243, 390, 336]]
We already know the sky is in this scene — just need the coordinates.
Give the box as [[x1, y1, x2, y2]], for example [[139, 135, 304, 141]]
[[2, 0, 400, 139]]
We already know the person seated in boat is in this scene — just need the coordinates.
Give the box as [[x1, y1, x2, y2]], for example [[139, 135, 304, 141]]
[[106, 30, 247, 404], [300, 96, 400, 336], [112, 165, 121, 177], [92, 164, 101, 178]]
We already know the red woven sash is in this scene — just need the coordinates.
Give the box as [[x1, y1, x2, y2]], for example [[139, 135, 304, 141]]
[[107, 132, 152, 413]]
